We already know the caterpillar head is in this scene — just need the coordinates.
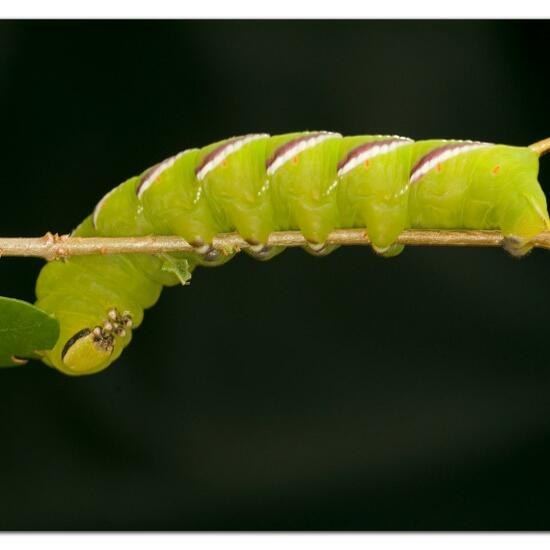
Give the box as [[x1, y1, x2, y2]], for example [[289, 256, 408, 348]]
[[48, 309, 134, 375], [61, 327, 114, 373]]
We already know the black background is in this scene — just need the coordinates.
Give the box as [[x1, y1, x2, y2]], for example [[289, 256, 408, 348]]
[[0, 20, 549, 530]]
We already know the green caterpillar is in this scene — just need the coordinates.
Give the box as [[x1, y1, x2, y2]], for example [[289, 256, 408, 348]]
[[34, 132, 549, 375]]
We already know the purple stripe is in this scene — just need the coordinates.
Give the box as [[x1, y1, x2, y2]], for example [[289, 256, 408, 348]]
[[265, 132, 327, 171], [135, 161, 162, 196], [410, 142, 488, 182], [410, 143, 459, 179], [337, 138, 409, 172], [195, 136, 244, 177]]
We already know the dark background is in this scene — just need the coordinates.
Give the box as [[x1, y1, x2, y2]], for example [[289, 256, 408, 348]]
[[0, 20, 549, 530]]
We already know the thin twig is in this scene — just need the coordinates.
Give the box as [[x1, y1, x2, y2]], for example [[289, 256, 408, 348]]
[[529, 137, 550, 157], [1, 229, 550, 262]]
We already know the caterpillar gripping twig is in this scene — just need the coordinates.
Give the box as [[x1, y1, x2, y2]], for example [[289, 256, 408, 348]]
[[34, 132, 550, 375]]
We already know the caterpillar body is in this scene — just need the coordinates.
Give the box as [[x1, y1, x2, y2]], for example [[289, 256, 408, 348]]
[[34, 131, 549, 375]]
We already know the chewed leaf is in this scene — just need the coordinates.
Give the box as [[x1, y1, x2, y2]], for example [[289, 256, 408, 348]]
[[160, 254, 192, 286], [0, 297, 60, 367]]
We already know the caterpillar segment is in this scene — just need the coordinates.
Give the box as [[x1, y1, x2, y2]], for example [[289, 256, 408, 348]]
[[34, 132, 550, 375]]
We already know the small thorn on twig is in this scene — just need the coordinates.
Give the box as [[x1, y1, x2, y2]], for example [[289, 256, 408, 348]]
[[42, 232, 56, 244]]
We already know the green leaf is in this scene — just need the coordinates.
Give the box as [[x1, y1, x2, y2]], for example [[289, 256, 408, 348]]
[[0, 297, 60, 368], [160, 254, 192, 286]]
